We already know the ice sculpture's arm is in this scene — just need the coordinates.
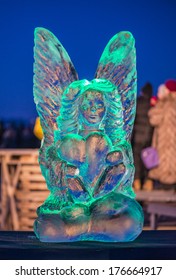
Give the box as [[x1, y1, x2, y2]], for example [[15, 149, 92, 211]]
[[45, 145, 89, 205], [93, 163, 126, 197]]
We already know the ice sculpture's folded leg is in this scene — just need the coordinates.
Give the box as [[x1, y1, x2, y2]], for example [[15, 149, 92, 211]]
[[90, 193, 144, 242], [34, 204, 91, 242]]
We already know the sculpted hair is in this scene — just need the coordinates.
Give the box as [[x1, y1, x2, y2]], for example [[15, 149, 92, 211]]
[[55, 79, 127, 149]]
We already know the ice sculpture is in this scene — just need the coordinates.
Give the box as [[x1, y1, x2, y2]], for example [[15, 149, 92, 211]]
[[33, 28, 144, 242]]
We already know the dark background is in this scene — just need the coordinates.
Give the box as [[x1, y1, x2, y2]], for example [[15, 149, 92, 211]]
[[0, 0, 176, 121]]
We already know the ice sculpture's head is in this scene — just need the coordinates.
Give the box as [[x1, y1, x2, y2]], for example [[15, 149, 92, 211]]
[[80, 90, 106, 125]]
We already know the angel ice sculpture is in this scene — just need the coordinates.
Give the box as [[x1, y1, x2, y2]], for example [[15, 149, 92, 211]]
[[33, 28, 144, 242]]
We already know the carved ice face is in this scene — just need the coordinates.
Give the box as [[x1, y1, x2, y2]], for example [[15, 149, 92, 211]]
[[80, 91, 106, 125]]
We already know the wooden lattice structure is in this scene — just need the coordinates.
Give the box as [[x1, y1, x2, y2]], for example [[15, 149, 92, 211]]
[[0, 149, 49, 230], [16, 162, 49, 230]]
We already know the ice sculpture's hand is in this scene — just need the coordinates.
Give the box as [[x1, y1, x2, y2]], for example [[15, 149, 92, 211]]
[[106, 150, 123, 166], [61, 163, 90, 203], [64, 164, 79, 178]]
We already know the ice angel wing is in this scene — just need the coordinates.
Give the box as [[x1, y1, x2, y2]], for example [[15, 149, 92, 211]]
[[95, 31, 137, 141], [33, 27, 78, 166]]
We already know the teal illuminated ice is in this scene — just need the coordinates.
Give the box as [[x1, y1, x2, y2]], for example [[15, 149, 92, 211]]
[[33, 28, 143, 242]]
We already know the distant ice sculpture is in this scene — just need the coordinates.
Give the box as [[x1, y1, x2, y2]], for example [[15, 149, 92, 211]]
[[33, 28, 144, 242]]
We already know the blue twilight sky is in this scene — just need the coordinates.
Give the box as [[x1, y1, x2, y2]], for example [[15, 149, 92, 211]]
[[0, 0, 176, 121]]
